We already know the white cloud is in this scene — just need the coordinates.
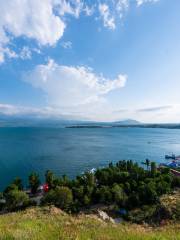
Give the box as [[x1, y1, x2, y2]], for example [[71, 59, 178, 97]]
[[0, 0, 66, 62], [0, 103, 19, 115], [136, 0, 159, 6], [23, 59, 127, 118], [0, 103, 73, 118], [0, 46, 19, 62], [55, 0, 84, 18], [61, 41, 72, 49], [99, 3, 116, 30], [83, 5, 94, 16], [0, 102, 112, 120], [0, 51, 4, 63], [19, 46, 32, 60], [111, 104, 180, 123], [0, 103, 66, 119], [0, 0, 89, 63], [1, 102, 180, 123], [98, 0, 159, 29], [2, 47, 18, 60], [0, 45, 40, 61], [0, 0, 66, 45], [134, 104, 180, 123], [33, 48, 41, 54], [115, 0, 129, 18], [0, 0, 160, 62]]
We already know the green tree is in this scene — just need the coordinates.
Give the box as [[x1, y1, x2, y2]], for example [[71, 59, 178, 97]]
[[150, 162, 157, 176], [156, 181, 170, 195], [96, 186, 112, 203], [5, 190, 29, 211], [13, 177, 23, 190], [172, 175, 180, 188], [95, 169, 109, 185], [45, 170, 54, 189], [146, 182, 158, 203], [84, 172, 96, 187], [111, 184, 127, 206], [58, 175, 71, 187], [29, 172, 40, 194], [4, 184, 18, 196], [72, 185, 84, 201], [42, 186, 73, 210], [145, 159, 150, 170], [83, 195, 91, 206]]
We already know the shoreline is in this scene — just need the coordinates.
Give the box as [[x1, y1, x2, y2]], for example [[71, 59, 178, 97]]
[[66, 124, 180, 129]]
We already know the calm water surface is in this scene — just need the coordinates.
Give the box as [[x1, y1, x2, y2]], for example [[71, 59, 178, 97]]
[[0, 127, 180, 189]]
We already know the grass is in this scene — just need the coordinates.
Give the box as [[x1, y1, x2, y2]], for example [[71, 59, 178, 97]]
[[0, 207, 179, 240]]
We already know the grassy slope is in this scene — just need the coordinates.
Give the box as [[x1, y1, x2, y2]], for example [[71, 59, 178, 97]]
[[0, 207, 179, 240]]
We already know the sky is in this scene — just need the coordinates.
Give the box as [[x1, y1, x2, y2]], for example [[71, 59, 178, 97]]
[[0, 0, 180, 123]]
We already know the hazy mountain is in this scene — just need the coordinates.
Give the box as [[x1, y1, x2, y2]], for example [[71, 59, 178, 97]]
[[112, 119, 141, 125], [0, 115, 142, 128]]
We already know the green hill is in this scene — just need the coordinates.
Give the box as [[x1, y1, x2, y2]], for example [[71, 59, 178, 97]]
[[0, 206, 179, 240]]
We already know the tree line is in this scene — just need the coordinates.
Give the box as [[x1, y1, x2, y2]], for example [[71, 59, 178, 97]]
[[0, 160, 180, 217]]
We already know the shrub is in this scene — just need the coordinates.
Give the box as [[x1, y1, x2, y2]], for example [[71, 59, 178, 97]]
[[96, 186, 112, 203], [5, 190, 29, 211], [42, 186, 73, 211], [4, 184, 18, 196], [127, 205, 158, 224], [13, 177, 23, 190], [111, 184, 127, 207], [172, 176, 180, 188]]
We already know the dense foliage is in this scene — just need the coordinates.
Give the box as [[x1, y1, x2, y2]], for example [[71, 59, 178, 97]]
[[41, 186, 73, 210], [1, 160, 180, 223]]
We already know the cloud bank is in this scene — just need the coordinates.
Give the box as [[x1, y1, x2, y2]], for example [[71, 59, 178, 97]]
[[24, 59, 127, 114], [136, 105, 172, 113], [0, 103, 180, 123]]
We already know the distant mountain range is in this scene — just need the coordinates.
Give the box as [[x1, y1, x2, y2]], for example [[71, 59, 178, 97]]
[[0, 116, 180, 129], [0, 115, 141, 127]]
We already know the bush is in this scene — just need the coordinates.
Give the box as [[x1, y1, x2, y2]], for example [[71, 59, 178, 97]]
[[4, 184, 18, 196], [127, 205, 158, 224], [42, 186, 73, 211], [5, 190, 29, 211], [13, 177, 23, 190], [172, 176, 180, 188], [96, 186, 112, 203], [111, 184, 127, 207]]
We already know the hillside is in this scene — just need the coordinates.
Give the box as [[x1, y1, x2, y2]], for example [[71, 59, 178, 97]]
[[0, 161, 179, 240], [0, 206, 179, 240]]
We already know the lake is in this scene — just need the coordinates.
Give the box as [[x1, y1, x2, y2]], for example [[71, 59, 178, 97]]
[[0, 127, 180, 190]]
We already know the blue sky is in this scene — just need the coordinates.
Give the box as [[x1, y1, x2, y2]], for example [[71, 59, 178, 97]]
[[0, 0, 180, 122]]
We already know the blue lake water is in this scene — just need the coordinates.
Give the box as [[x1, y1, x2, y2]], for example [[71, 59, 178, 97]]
[[0, 127, 180, 190]]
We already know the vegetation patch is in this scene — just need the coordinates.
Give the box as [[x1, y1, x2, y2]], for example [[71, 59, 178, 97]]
[[0, 207, 180, 240], [0, 160, 179, 226]]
